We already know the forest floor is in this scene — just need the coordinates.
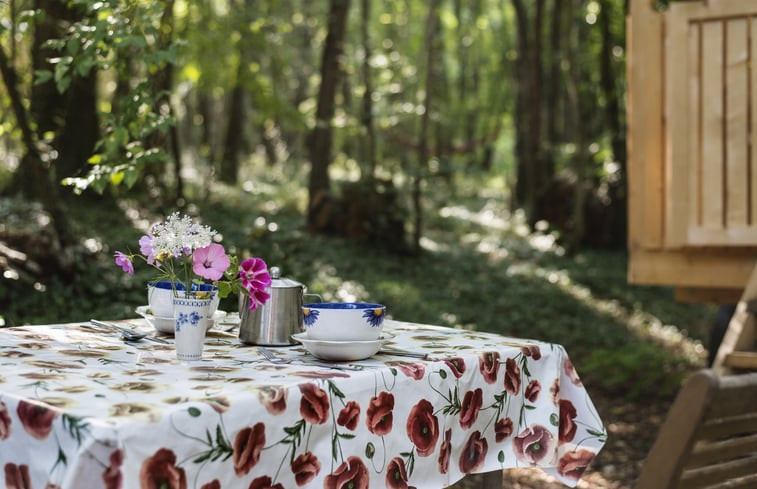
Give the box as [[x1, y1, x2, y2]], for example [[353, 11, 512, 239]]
[[0, 174, 716, 488]]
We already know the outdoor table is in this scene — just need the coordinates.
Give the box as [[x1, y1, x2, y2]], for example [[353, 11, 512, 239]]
[[0, 319, 606, 489]]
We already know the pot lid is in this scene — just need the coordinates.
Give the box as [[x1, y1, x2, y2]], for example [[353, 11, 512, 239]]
[[269, 266, 304, 288]]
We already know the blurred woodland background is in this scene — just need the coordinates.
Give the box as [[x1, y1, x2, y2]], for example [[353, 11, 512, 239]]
[[0, 2, 714, 486]]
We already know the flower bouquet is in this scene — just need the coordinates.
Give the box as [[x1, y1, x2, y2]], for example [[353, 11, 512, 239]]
[[115, 213, 272, 360], [115, 212, 272, 311]]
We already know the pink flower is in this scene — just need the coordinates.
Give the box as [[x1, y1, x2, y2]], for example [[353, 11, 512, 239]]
[[240, 257, 272, 310], [192, 244, 230, 281], [114, 252, 134, 275], [246, 287, 271, 311], [240, 257, 271, 290], [139, 235, 157, 264]]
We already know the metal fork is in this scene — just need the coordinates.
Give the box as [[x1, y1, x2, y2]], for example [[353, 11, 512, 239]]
[[257, 347, 363, 371]]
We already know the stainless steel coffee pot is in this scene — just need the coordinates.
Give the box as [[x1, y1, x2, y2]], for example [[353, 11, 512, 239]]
[[239, 267, 315, 345]]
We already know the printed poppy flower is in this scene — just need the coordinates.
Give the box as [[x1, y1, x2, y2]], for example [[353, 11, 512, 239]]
[[102, 450, 123, 489], [366, 391, 394, 435], [444, 357, 466, 378], [0, 401, 11, 440], [550, 378, 560, 405], [258, 386, 287, 415], [521, 345, 542, 360], [479, 351, 500, 384], [557, 448, 596, 480], [386, 457, 410, 489], [438, 428, 452, 474], [249, 475, 284, 489], [513, 424, 555, 466], [4, 463, 31, 489], [525, 380, 541, 403], [559, 399, 578, 444], [564, 357, 582, 386], [406, 399, 439, 456], [203, 396, 231, 413], [459, 430, 488, 473], [504, 357, 521, 395], [459, 388, 483, 429], [324, 456, 369, 489], [495, 417, 514, 443], [233, 423, 266, 475], [337, 401, 360, 430], [16, 399, 59, 440], [192, 244, 230, 281], [291, 452, 321, 486], [299, 383, 330, 424], [200, 481, 220, 489], [114, 251, 134, 275], [388, 361, 425, 380], [139, 448, 187, 489]]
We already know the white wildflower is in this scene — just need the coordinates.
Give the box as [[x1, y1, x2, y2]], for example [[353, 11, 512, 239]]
[[150, 212, 216, 257]]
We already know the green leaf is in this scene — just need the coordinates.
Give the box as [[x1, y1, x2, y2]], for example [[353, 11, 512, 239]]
[[34, 70, 53, 85], [549, 413, 559, 426], [188, 406, 202, 417], [193, 452, 211, 463]]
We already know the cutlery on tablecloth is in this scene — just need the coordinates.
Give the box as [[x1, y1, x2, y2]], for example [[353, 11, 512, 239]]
[[378, 347, 428, 359], [90, 320, 170, 344], [257, 346, 363, 371]]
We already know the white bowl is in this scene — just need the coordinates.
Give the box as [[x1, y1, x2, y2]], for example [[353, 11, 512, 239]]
[[302, 302, 386, 341], [291, 332, 386, 361], [147, 282, 220, 319], [136, 306, 226, 335]]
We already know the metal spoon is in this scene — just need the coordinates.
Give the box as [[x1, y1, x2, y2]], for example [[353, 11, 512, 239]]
[[90, 320, 169, 344]]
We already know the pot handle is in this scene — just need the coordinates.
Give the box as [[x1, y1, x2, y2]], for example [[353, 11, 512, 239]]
[[303, 293, 323, 304]]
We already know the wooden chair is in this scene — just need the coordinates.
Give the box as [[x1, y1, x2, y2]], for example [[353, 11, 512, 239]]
[[634, 369, 757, 489], [712, 263, 757, 373]]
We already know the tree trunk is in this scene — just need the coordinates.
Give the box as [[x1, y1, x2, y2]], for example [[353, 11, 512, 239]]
[[0, 44, 74, 254], [11, 0, 99, 195], [511, 0, 546, 226], [307, 0, 351, 229], [413, 0, 440, 252], [360, 0, 377, 181], [564, 0, 587, 252], [220, 83, 245, 183], [598, 0, 625, 167], [598, 0, 627, 246], [544, 0, 563, 180]]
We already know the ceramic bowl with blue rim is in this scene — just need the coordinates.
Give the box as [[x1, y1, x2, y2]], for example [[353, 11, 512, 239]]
[[147, 281, 219, 318], [302, 302, 386, 341]]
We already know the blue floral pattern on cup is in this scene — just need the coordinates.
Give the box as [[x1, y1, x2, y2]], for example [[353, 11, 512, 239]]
[[175, 311, 202, 332], [302, 308, 320, 326], [363, 308, 385, 327]]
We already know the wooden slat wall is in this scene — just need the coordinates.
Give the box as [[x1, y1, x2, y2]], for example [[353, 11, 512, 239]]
[[628, 0, 757, 298], [627, 0, 665, 250]]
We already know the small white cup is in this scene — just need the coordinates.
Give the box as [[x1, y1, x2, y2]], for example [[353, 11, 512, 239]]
[[173, 296, 211, 361]]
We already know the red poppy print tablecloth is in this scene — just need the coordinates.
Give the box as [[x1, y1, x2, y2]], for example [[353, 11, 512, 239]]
[[0, 320, 606, 489]]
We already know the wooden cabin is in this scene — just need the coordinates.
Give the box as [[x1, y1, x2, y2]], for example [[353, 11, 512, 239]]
[[627, 0, 757, 371], [627, 0, 757, 304]]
